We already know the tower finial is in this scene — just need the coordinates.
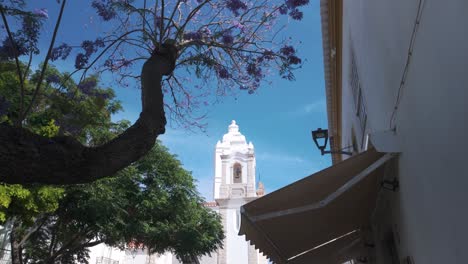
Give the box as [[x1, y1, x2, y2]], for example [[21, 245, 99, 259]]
[[228, 120, 239, 133], [256, 181, 265, 196]]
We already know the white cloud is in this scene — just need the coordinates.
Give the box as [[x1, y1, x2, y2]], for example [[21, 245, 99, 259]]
[[285, 99, 326, 117], [303, 99, 326, 113]]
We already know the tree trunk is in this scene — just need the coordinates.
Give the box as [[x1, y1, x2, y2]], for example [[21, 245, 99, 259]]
[[9, 220, 22, 264], [0, 44, 177, 185]]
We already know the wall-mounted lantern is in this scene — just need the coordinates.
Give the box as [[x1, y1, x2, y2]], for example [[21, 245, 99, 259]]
[[311, 128, 353, 156]]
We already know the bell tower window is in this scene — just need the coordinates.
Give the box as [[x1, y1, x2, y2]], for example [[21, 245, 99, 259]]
[[233, 163, 242, 183]]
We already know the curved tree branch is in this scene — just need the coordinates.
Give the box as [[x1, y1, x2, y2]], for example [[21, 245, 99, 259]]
[[0, 44, 177, 185]]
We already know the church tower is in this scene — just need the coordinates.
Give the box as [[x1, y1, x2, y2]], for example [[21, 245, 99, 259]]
[[214, 120, 257, 200], [211, 120, 267, 264]]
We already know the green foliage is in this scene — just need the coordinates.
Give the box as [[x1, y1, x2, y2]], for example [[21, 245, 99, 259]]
[[0, 60, 125, 263], [0, 61, 122, 141], [21, 142, 224, 263], [0, 185, 63, 224], [0, 60, 123, 224], [131, 144, 224, 259]]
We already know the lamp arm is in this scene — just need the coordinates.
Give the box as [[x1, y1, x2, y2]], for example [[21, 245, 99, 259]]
[[321, 150, 353, 156]]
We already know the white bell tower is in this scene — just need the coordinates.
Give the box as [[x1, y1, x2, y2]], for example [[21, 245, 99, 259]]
[[214, 120, 257, 200], [211, 120, 267, 264]]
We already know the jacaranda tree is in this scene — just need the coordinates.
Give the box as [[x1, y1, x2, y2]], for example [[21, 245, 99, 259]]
[[0, 0, 308, 185]]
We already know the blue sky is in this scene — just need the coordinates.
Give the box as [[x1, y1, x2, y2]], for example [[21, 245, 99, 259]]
[[26, 1, 331, 200]]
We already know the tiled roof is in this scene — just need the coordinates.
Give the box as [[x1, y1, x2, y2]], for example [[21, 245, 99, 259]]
[[203, 201, 218, 207]]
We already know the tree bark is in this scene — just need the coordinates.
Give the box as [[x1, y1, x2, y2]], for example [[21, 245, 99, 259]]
[[0, 44, 177, 185], [9, 219, 22, 264]]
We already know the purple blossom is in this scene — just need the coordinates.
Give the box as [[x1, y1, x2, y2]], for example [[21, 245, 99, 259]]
[[278, 4, 288, 15], [0, 36, 27, 60], [33, 8, 49, 18], [241, 82, 260, 94], [184, 31, 203, 41], [282, 72, 295, 81], [226, 0, 247, 16], [77, 79, 97, 95], [46, 74, 60, 84], [246, 63, 262, 78], [74, 53, 89, 69], [262, 50, 275, 60], [92, 0, 117, 21], [221, 31, 234, 45], [216, 67, 231, 79], [81, 40, 96, 56], [279, 45, 301, 65], [50, 43, 72, 61], [184, 28, 212, 41], [104, 58, 113, 68], [285, 0, 309, 8], [288, 55, 301, 65], [94, 38, 105, 48], [289, 9, 303, 20], [280, 45, 295, 56], [80, 39, 105, 57]]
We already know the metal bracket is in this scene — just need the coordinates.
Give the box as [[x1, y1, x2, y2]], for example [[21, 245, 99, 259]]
[[381, 178, 399, 192]]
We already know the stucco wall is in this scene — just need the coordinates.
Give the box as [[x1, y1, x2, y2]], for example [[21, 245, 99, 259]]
[[340, 0, 468, 263], [226, 207, 249, 264]]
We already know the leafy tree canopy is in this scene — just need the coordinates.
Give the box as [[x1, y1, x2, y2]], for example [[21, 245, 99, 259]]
[[20, 143, 223, 264]]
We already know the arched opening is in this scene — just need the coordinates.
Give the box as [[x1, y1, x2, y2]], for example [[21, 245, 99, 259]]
[[233, 163, 242, 183]]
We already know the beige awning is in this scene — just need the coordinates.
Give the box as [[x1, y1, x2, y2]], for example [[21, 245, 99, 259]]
[[239, 149, 394, 264]]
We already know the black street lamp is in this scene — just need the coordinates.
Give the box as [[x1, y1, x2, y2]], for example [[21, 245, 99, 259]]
[[311, 128, 353, 156]]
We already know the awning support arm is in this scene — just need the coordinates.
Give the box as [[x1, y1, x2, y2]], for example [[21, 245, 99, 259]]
[[252, 153, 397, 222], [241, 207, 288, 264]]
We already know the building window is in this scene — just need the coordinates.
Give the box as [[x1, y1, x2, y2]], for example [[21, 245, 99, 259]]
[[233, 163, 242, 183], [357, 89, 367, 132], [350, 47, 368, 142], [350, 48, 361, 108]]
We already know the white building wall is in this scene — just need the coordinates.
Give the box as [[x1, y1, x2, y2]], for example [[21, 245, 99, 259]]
[[214, 147, 223, 199], [340, 0, 468, 263], [88, 243, 126, 263], [226, 208, 248, 264], [213, 121, 267, 264], [88, 244, 175, 264]]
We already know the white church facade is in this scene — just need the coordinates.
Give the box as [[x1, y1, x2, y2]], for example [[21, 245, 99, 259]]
[[87, 121, 268, 264], [198, 120, 268, 264]]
